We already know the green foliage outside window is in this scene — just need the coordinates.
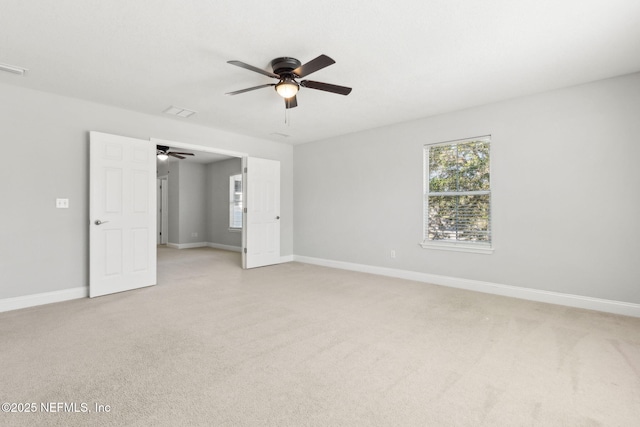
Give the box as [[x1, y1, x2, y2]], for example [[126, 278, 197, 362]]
[[426, 139, 491, 243]]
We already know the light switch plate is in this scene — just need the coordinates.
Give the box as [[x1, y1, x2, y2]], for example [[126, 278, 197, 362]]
[[56, 198, 69, 208]]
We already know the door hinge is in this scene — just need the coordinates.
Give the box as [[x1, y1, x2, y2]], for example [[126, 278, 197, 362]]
[[244, 167, 247, 173], [244, 248, 247, 254], [243, 207, 247, 213]]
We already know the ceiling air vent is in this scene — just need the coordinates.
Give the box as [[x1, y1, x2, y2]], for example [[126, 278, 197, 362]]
[[163, 106, 196, 118]]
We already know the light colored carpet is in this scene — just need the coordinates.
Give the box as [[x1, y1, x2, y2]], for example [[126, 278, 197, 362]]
[[1, 246, 639, 426]]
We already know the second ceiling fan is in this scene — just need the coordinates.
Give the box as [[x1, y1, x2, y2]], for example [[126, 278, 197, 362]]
[[156, 145, 194, 160], [225, 54, 352, 109]]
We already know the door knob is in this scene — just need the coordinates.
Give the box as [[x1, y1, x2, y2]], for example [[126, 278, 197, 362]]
[[94, 220, 109, 225], [276, 216, 280, 220]]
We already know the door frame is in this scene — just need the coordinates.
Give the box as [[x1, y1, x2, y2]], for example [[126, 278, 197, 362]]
[[157, 175, 168, 245]]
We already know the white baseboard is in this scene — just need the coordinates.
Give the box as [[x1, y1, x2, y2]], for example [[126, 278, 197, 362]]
[[167, 242, 244, 252], [293, 255, 640, 318], [207, 242, 242, 252], [0, 287, 88, 313], [11, 255, 633, 318], [167, 242, 208, 249]]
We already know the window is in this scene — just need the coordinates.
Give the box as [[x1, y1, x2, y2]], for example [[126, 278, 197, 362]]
[[229, 174, 243, 229], [422, 136, 492, 253]]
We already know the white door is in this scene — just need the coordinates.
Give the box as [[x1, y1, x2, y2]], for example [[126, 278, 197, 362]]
[[243, 157, 281, 269], [89, 131, 157, 297]]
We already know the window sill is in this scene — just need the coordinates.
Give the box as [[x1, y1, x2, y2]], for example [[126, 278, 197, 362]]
[[419, 241, 494, 254], [228, 228, 242, 233]]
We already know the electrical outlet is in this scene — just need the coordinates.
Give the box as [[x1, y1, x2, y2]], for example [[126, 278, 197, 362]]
[[390, 250, 396, 259], [191, 232, 198, 238], [56, 198, 69, 209]]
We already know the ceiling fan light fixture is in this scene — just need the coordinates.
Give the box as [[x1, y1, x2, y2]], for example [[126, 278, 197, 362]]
[[275, 78, 299, 99], [157, 153, 169, 161]]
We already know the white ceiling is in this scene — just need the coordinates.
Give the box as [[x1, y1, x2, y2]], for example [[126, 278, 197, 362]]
[[2, 0, 639, 145]]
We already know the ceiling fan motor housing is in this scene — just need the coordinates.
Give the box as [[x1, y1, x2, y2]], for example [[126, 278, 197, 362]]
[[270, 57, 302, 76]]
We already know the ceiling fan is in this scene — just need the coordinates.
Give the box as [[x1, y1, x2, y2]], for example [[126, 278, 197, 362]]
[[225, 54, 352, 109], [156, 145, 194, 161]]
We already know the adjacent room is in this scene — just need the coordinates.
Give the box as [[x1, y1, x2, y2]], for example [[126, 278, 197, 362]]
[[1, 1, 639, 426], [155, 149, 243, 249], [155, 147, 245, 281]]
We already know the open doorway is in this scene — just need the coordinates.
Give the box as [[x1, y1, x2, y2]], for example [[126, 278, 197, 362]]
[[89, 132, 281, 298], [153, 138, 247, 272]]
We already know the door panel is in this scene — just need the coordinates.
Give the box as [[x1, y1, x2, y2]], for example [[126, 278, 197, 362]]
[[104, 230, 123, 276], [90, 131, 156, 297], [244, 157, 281, 269]]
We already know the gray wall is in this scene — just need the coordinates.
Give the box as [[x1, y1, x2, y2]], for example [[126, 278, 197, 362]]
[[0, 83, 293, 300], [293, 72, 640, 304], [206, 158, 243, 248], [178, 162, 207, 245], [158, 158, 242, 248], [157, 160, 180, 244]]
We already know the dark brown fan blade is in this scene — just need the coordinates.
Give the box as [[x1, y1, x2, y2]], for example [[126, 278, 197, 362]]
[[227, 60, 279, 79], [225, 83, 276, 96], [285, 95, 298, 109], [169, 153, 186, 159], [292, 54, 335, 78], [300, 80, 352, 95], [169, 152, 194, 156]]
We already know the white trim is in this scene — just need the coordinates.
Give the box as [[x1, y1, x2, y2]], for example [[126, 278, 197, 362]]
[[150, 137, 247, 159], [7, 256, 635, 318], [166, 242, 244, 252], [207, 242, 242, 252], [167, 242, 208, 249], [0, 287, 88, 313], [425, 134, 491, 148], [420, 241, 494, 254], [157, 176, 168, 245], [293, 255, 640, 318]]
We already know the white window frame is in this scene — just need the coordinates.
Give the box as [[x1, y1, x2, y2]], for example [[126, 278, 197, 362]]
[[421, 135, 493, 254], [229, 174, 243, 230]]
